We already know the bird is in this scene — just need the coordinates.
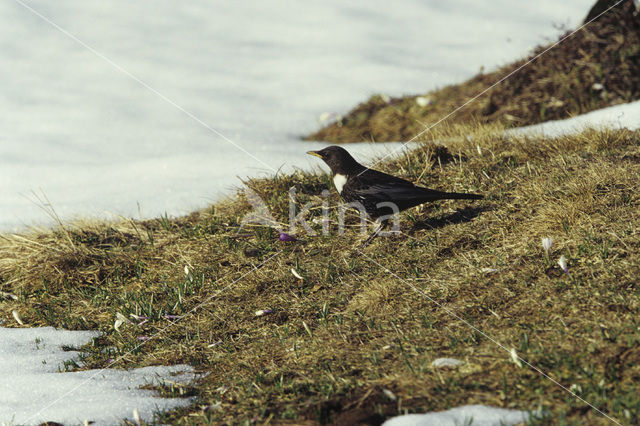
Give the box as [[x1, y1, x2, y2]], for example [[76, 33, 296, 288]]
[[307, 145, 483, 241]]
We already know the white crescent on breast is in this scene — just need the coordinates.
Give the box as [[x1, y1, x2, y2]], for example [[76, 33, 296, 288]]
[[333, 173, 348, 194]]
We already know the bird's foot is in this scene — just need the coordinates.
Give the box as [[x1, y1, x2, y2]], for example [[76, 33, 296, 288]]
[[359, 222, 388, 248]]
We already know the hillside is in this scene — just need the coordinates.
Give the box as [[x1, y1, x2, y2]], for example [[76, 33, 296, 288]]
[[1, 124, 639, 424]]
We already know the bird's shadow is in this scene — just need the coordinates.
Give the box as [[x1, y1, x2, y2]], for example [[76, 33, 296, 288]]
[[409, 205, 489, 231]]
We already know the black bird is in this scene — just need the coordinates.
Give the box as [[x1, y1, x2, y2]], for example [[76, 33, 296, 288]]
[[307, 146, 483, 239]]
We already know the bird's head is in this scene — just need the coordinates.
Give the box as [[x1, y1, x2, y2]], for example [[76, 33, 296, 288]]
[[306, 146, 363, 175]]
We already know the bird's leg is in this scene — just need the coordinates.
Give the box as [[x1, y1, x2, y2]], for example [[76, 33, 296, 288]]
[[360, 220, 388, 247]]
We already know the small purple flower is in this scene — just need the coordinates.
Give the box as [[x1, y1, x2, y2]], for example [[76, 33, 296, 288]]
[[130, 314, 148, 321], [279, 232, 297, 242], [137, 336, 150, 341]]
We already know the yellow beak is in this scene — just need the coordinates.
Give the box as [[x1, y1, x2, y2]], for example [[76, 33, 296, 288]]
[[306, 151, 322, 158]]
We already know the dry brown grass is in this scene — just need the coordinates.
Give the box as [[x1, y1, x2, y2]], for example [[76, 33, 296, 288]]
[[1, 125, 640, 425], [306, 0, 640, 143]]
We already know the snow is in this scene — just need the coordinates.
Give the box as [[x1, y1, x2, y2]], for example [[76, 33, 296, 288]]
[[383, 405, 530, 426], [515, 100, 640, 137], [0, 0, 595, 231], [0, 327, 196, 425]]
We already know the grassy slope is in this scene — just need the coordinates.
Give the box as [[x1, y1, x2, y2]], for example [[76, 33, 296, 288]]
[[306, 1, 640, 143], [1, 125, 639, 425]]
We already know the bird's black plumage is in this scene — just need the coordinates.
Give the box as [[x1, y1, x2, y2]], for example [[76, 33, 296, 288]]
[[307, 146, 483, 220]]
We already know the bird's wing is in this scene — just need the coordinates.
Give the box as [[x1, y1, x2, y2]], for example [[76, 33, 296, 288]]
[[354, 182, 440, 201]]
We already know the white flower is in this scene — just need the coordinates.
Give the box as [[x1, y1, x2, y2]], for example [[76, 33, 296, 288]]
[[0, 291, 17, 300], [184, 265, 194, 283], [291, 268, 303, 280], [254, 309, 272, 317], [558, 255, 569, 273], [415, 96, 432, 107], [542, 237, 553, 254], [382, 389, 397, 400], [510, 348, 522, 368], [12, 310, 24, 325], [114, 312, 129, 331]]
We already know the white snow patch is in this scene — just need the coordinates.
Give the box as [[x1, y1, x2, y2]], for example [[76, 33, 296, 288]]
[[430, 357, 464, 368], [515, 100, 640, 138], [383, 405, 530, 426], [0, 327, 196, 426]]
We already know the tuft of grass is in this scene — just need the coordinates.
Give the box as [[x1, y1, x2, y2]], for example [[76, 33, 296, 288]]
[[1, 125, 640, 424], [306, 0, 640, 143]]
